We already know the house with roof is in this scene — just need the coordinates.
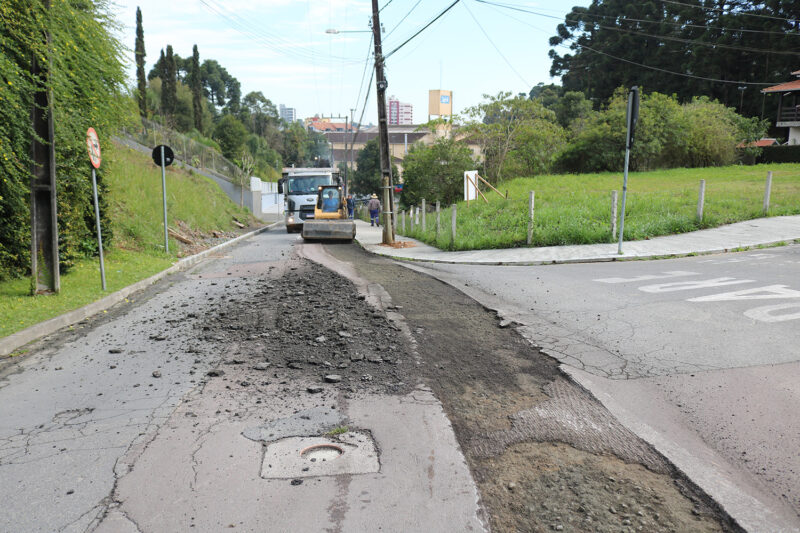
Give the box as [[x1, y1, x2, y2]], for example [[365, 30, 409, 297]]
[[761, 70, 800, 145]]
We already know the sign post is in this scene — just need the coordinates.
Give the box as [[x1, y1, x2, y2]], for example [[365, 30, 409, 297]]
[[617, 86, 639, 255], [86, 127, 106, 290], [152, 145, 174, 253]]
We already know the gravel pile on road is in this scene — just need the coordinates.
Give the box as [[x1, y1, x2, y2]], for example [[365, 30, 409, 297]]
[[198, 258, 415, 395]]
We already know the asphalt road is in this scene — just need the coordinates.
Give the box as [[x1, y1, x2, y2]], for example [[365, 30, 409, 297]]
[[404, 244, 800, 530], [0, 228, 485, 533]]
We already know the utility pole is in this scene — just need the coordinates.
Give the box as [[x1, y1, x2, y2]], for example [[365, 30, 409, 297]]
[[371, 0, 394, 244], [30, 0, 60, 294], [344, 115, 348, 195]]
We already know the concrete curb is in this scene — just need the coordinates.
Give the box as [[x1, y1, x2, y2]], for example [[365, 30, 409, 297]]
[[357, 238, 800, 266], [0, 222, 281, 357]]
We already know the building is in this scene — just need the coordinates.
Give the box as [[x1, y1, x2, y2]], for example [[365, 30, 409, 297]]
[[761, 70, 800, 145], [279, 104, 296, 124], [387, 96, 413, 125]]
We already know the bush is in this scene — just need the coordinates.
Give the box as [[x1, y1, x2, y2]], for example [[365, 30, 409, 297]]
[[758, 145, 800, 164], [400, 138, 475, 207]]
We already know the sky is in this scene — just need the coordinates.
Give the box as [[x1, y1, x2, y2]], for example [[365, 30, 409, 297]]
[[110, 0, 591, 125]]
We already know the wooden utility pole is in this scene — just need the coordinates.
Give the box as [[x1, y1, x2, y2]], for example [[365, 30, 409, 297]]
[[30, 0, 60, 293], [371, 0, 394, 244]]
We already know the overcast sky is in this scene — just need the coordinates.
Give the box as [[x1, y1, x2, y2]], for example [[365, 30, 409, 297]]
[[111, 0, 591, 124]]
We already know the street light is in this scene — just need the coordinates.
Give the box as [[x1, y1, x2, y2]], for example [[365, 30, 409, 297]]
[[325, 28, 371, 34]]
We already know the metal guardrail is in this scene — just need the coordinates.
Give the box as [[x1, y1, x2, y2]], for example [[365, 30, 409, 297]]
[[121, 119, 242, 183]]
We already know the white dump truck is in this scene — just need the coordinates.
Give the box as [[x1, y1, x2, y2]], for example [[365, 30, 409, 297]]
[[278, 167, 340, 233]]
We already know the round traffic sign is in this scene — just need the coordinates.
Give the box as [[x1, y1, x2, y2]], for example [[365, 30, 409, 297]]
[[86, 127, 101, 169], [152, 145, 175, 167]]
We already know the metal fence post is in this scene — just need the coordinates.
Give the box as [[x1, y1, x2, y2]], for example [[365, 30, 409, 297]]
[[527, 191, 535, 245], [435, 201, 441, 239], [611, 190, 618, 238], [764, 171, 773, 214], [401, 210, 406, 232], [451, 204, 457, 246], [421, 198, 426, 232], [697, 179, 706, 221]]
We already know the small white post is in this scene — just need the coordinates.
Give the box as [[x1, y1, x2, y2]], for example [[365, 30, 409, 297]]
[[697, 179, 706, 221], [764, 171, 773, 214], [410, 207, 415, 231], [435, 201, 441, 239], [421, 198, 426, 231], [611, 190, 618, 238], [401, 210, 406, 232], [527, 191, 535, 245], [451, 204, 457, 245]]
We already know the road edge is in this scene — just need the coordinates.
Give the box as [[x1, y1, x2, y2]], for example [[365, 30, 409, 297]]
[[0, 222, 281, 358]]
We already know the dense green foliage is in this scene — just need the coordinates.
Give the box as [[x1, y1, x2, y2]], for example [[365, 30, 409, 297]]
[[463, 92, 567, 182], [554, 89, 767, 173], [135, 6, 146, 118], [549, 0, 797, 118], [759, 145, 800, 164], [350, 139, 399, 197], [401, 137, 475, 207], [0, 0, 133, 281]]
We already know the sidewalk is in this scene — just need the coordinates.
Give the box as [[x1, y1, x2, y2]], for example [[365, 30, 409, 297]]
[[355, 215, 800, 264]]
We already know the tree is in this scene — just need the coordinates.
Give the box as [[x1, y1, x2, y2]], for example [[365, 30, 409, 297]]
[[351, 139, 383, 196], [135, 7, 146, 118], [554, 91, 593, 131], [190, 44, 203, 131], [161, 45, 177, 125], [237, 151, 255, 207], [214, 115, 248, 160], [548, 0, 798, 117], [241, 91, 278, 136], [401, 138, 475, 207], [464, 92, 566, 181]]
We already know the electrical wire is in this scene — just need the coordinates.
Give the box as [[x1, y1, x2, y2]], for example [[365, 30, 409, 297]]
[[474, 0, 800, 37], [385, 0, 423, 39], [384, 0, 460, 58], [477, 0, 783, 87], [462, 1, 529, 86], [379, 0, 394, 13], [658, 0, 799, 23]]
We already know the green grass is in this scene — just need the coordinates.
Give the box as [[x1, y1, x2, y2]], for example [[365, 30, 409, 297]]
[[0, 249, 171, 338], [0, 142, 257, 340], [109, 143, 254, 252], [397, 163, 800, 250]]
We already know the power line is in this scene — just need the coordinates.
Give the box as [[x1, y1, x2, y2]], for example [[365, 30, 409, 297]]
[[462, 1, 529, 86], [385, 0, 461, 58], [475, 0, 800, 37], [659, 0, 799, 23], [477, 0, 783, 86], [353, 39, 374, 115], [589, 20, 800, 56], [385, 0, 423, 39], [379, 0, 394, 13], [561, 40, 778, 86]]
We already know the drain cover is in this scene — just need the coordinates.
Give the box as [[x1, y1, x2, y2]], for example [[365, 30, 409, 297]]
[[261, 431, 379, 479]]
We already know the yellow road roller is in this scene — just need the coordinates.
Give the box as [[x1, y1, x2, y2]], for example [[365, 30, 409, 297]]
[[301, 185, 356, 242]]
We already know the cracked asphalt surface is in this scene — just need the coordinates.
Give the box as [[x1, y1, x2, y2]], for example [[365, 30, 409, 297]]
[[0, 227, 754, 532]]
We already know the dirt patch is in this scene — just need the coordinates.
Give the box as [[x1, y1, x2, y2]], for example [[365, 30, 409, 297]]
[[379, 241, 416, 249], [174, 219, 263, 257], [325, 243, 742, 533]]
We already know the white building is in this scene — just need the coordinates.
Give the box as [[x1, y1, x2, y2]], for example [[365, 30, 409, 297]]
[[387, 96, 413, 125], [279, 104, 297, 124]]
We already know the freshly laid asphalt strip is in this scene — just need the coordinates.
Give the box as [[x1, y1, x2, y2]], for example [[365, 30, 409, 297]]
[[324, 242, 742, 533]]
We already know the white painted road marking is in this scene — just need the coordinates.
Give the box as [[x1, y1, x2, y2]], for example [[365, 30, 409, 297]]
[[594, 269, 800, 322]]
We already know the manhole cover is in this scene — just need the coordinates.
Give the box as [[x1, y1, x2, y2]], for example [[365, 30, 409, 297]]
[[301, 444, 343, 462], [261, 431, 379, 479]]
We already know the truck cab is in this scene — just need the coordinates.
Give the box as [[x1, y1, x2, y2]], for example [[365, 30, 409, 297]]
[[278, 168, 340, 233]]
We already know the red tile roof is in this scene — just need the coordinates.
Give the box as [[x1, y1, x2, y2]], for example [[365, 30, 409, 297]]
[[737, 138, 779, 148], [762, 79, 800, 93]]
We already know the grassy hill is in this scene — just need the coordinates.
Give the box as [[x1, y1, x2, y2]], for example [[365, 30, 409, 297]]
[[0, 142, 259, 340], [399, 163, 800, 250]]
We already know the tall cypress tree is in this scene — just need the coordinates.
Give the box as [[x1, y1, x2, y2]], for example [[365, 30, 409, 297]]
[[158, 48, 167, 117], [191, 44, 203, 131], [135, 7, 147, 118], [162, 45, 177, 125]]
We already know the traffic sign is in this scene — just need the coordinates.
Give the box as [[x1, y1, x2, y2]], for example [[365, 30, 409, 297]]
[[86, 127, 101, 169], [152, 145, 174, 167]]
